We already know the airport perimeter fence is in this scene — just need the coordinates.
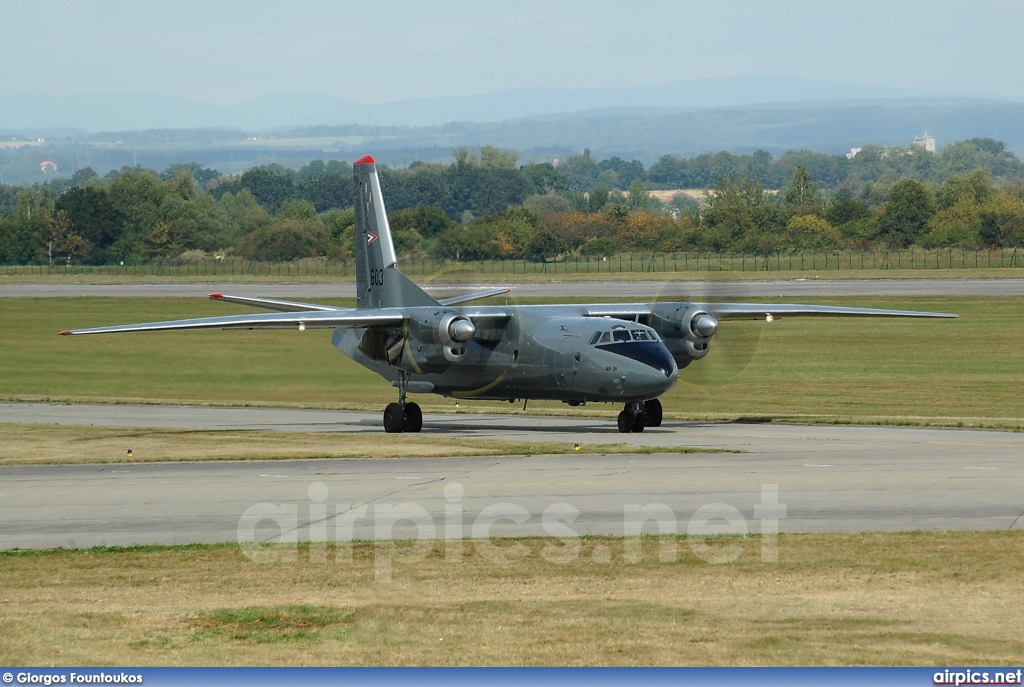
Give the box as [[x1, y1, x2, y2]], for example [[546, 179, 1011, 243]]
[[2, 247, 1021, 278]]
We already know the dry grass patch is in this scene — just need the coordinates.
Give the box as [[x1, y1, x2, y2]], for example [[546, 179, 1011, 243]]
[[0, 423, 720, 466], [1, 532, 1022, 665]]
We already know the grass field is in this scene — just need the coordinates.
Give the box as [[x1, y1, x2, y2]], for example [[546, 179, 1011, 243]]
[[1, 532, 1022, 665], [1, 295, 1020, 428]]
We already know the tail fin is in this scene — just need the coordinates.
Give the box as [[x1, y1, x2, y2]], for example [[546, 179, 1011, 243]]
[[353, 155, 439, 309]]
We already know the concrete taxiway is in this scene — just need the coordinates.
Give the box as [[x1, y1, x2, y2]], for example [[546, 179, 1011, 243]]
[[3, 278, 1024, 299], [1, 403, 1022, 550]]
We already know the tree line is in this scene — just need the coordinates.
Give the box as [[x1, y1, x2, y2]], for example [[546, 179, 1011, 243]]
[[2, 139, 1024, 266]]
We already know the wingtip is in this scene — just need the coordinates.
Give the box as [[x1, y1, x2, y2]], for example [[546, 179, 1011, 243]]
[[209, 293, 223, 299], [58, 330, 71, 336]]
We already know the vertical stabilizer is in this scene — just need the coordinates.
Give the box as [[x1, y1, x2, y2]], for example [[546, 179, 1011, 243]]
[[353, 156, 439, 309]]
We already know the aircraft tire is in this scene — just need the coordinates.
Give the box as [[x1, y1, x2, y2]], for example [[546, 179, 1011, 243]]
[[617, 411, 632, 433], [644, 399, 663, 427], [404, 402, 423, 433], [383, 403, 406, 433], [631, 412, 646, 433]]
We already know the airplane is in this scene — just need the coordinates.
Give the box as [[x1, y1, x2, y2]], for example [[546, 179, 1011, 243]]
[[60, 155, 957, 434]]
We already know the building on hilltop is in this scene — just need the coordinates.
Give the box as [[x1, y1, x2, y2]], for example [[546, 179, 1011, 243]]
[[913, 132, 936, 153]]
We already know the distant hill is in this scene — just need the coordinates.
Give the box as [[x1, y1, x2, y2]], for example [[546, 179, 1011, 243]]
[[2, 82, 1024, 185], [0, 75, 993, 133]]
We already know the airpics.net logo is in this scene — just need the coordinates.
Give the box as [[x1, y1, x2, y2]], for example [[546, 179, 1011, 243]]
[[236, 481, 787, 580]]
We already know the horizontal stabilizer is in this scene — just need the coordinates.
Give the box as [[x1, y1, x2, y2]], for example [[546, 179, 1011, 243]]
[[209, 293, 342, 313], [439, 287, 512, 306]]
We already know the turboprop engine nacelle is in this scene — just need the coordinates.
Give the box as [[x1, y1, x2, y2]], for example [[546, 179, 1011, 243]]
[[649, 304, 719, 368], [406, 310, 477, 366]]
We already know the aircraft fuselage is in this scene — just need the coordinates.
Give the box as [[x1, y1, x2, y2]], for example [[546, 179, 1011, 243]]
[[334, 304, 678, 405]]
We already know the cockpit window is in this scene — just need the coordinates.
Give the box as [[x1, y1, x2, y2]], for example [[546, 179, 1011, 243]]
[[593, 327, 662, 345]]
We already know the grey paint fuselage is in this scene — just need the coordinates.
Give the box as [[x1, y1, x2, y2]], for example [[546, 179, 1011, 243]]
[[335, 306, 677, 403]]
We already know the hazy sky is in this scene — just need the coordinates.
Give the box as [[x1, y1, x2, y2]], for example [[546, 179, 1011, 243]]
[[3, 0, 1023, 105]]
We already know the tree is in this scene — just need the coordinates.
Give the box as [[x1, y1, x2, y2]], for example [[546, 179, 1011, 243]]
[[56, 186, 124, 263], [559, 149, 601, 191], [782, 166, 820, 215], [163, 162, 219, 187], [599, 157, 645, 189], [168, 193, 232, 252], [1, 189, 53, 264], [782, 215, 842, 251], [218, 189, 272, 236], [587, 185, 610, 213], [824, 188, 870, 227], [296, 173, 353, 212], [479, 145, 518, 169], [626, 179, 658, 213], [520, 163, 568, 195], [921, 201, 982, 248], [240, 166, 295, 211], [702, 175, 786, 251], [69, 167, 98, 188], [107, 169, 169, 239], [877, 179, 934, 247], [389, 205, 455, 239], [46, 210, 90, 263], [647, 155, 690, 187], [979, 193, 1024, 247], [522, 193, 571, 216], [936, 169, 993, 210], [237, 217, 329, 261]]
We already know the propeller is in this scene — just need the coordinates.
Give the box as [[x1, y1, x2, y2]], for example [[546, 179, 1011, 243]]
[[648, 267, 766, 388]]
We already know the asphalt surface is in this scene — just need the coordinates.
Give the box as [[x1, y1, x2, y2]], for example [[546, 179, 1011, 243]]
[[2, 403, 1022, 549], [3, 278, 1024, 299]]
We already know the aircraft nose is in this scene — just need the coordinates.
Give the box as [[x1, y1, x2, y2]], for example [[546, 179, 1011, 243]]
[[634, 356, 678, 396]]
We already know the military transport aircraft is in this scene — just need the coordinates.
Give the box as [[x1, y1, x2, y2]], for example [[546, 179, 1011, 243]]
[[60, 155, 957, 434]]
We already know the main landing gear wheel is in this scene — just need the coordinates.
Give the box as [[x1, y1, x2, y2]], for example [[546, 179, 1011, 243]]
[[644, 399, 663, 427], [617, 401, 649, 433], [404, 402, 422, 433], [383, 372, 424, 433], [383, 402, 406, 433]]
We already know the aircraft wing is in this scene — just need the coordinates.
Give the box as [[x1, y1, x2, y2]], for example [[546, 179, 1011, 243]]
[[701, 303, 958, 320], [208, 292, 343, 312], [59, 308, 405, 335], [584, 302, 957, 320]]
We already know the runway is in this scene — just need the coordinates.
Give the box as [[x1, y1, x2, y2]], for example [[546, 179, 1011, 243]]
[[3, 277, 1024, 299], [1, 403, 1022, 550]]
